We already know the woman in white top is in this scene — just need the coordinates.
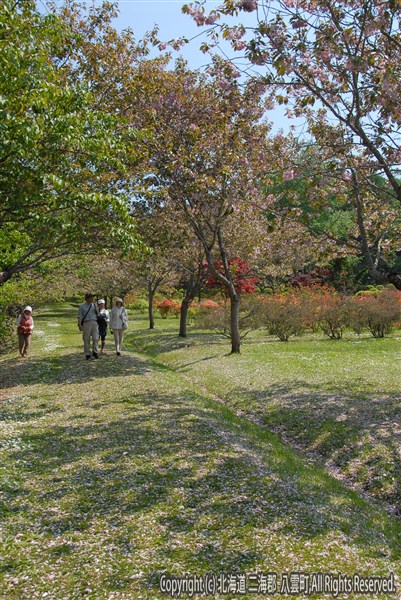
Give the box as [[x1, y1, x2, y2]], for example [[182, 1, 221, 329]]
[[110, 298, 128, 356]]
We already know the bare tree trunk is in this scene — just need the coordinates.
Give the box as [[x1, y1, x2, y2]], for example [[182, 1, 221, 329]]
[[0, 271, 11, 286], [351, 170, 401, 290], [148, 289, 155, 330], [146, 274, 165, 330], [229, 292, 241, 354], [214, 227, 241, 353], [179, 276, 204, 338], [388, 273, 401, 290], [179, 299, 190, 338]]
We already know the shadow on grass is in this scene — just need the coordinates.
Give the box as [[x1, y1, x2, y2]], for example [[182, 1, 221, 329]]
[[0, 351, 154, 391], [230, 382, 401, 515], [36, 303, 79, 317], [2, 391, 401, 575], [126, 328, 227, 356]]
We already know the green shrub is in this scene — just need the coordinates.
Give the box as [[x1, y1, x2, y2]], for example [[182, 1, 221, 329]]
[[195, 301, 259, 338], [349, 288, 401, 338], [0, 314, 15, 353], [257, 294, 305, 341], [129, 298, 149, 314]]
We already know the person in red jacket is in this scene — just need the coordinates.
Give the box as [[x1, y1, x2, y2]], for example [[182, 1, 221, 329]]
[[16, 305, 34, 357]]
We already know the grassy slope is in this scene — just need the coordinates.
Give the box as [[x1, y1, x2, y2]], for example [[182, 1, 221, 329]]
[[0, 304, 400, 599], [130, 317, 401, 513]]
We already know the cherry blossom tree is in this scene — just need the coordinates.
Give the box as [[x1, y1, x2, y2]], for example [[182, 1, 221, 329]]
[[183, 0, 401, 287], [136, 64, 275, 352], [269, 133, 401, 288]]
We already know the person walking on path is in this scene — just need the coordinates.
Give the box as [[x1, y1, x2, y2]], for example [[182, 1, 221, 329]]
[[77, 293, 99, 359], [16, 305, 34, 357], [110, 298, 128, 356], [97, 299, 110, 354]]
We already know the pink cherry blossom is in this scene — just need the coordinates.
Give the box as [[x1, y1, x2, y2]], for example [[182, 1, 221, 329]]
[[236, 0, 257, 12], [233, 40, 247, 51], [205, 11, 219, 25], [283, 170, 295, 181]]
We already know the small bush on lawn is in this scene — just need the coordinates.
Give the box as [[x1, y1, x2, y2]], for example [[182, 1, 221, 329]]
[[199, 299, 220, 309], [186, 300, 220, 325], [295, 286, 332, 333], [346, 295, 367, 335], [187, 304, 199, 324], [194, 285, 400, 342], [257, 294, 305, 341], [316, 291, 348, 339], [128, 298, 149, 314], [195, 301, 258, 338], [349, 288, 401, 338], [156, 298, 181, 318]]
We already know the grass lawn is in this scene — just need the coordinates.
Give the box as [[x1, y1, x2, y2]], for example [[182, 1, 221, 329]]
[[0, 303, 400, 599], [130, 315, 401, 515]]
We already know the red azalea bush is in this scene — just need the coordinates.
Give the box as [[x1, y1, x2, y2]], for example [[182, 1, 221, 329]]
[[184, 281, 401, 340], [199, 299, 220, 309], [156, 298, 181, 318], [261, 286, 401, 340], [294, 286, 333, 333], [290, 270, 329, 288], [256, 286, 347, 341]]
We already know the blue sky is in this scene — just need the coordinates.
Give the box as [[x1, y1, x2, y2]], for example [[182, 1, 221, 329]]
[[112, 0, 294, 132], [114, 0, 243, 69], [45, 0, 294, 131]]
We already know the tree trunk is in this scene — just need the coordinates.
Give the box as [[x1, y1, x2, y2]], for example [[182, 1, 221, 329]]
[[351, 172, 401, 291], [388, 273, 401, 290], [0, 271, 11, 286], [148, 289, 155, 330], [230, 293, 241, 354], [179, 277, 203, 338], [179, 299, 190, 338]]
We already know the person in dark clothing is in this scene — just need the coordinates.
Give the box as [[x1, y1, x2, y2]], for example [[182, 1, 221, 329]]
[[97, 299, 110, 353]]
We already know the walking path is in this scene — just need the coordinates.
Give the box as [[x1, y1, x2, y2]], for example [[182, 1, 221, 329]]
[[0, 305, 400, 599]]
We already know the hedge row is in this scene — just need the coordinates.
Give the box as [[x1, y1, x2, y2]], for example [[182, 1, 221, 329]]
[[195, 287, 401, 341]]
